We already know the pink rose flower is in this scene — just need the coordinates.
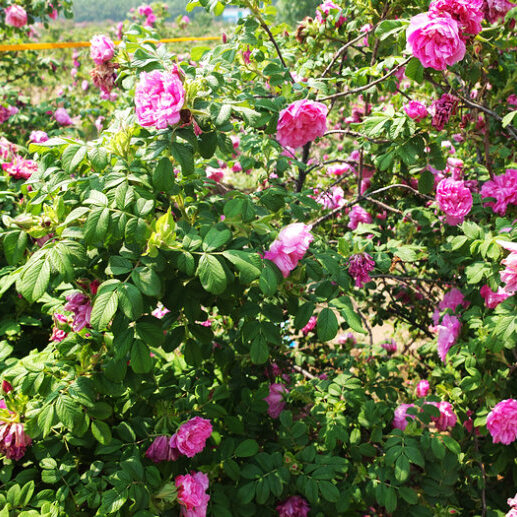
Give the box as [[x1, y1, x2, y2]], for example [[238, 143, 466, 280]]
[[436, 178, 473, 225], [276, 495, 311, 517], [348, 253, 375, 287], [431, 93, 459, 130], [176, 471, 210, 516], [0, 421, 32, 460], [483, 0, 516, 23], [145, 435, 179, 462], [2, 156, 38, 180], [404, 100, 428, 121], [487, 399, 517, 444], [64, 292, 92, 332], [50, 328, 67, 342], [170, 417, 212, 458], [393, 403, 416, 430], [429, 0, 484, 37], [498, 240, 517, 294], [436, 313, 461, 363], [381, 339, 397, 353], [480, 284, 511, 308], [301, 316, 317, 335], [29, 130, 48, 143], [508, 94, 517, 106], [315, 0, 347, 27], [416, 380, 430, 397], [264, 223, 313, 278], [138, 4, 153, 17], [54, 107, 73, 126], [316, 185, 345, 209], [206, 167, 225, 183], [135, 69, 185, 129], [348, 205, 372, 230], [406, 12, 466, 71], [439, 288, 468, 313], [152, 303, 170, 319], [5, 5, 27, 28], [242, 46, 251, 65], [90, 35, 115, 65], [328, 163, 355, 176], [276, 100, 328, 149], [264, 383, 288, 418], [429, 401, 457, 431], [481, 168, 517, 215]]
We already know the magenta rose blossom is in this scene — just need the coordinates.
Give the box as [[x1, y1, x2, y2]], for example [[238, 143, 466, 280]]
[[381, 339, 397, 353], [406, 12, 466, 71], [64, 292, 92, 332], [348, 253, 375, 287], [436, 178, 473, 225], [439, 288, 468, 313], [264, 223, 313, 278], [481, 168, 517, 215], [429, 401, 457, 431], [429, 0, 484, 37], [301, 316, 317, 335], [486, 399, 517, 444], [5, 5, 27, 28], [480, 284, 511, 308], [348, 205, 372, 230], [276, 495, 311, 517], [315, 1, 347, 27], [393, 403, 416, 430], [498, 240, 517, 294], [90, 35, 115, 65], [404, 100, 428, 121], [483, 0, 516, 22], [135, 68, 185, 129], [264, 383, 289, 418], [170, 417, 212, 458], [2, 156, 38, 180], [29, 130, 49, 143], [276, 100, 328, 149], [416, 380, 430, 397], [0, 421, 32, 460], [431, 93, 459, 130], [145, 435, 179, 462], [436, 313, 461, 363], [54, 107, 73, 126], [176, 471, 210, 516]]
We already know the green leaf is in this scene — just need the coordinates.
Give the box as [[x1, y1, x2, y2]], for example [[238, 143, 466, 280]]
[[394, 454, 410, 482], [318, 481, 339, 503], [18, 259, 50, 302], [91, 289, 119, 330], [222, 250, 261, 282], [171, 142, 194, 175], [117, 283, 143, 320], [418, 169, 434, 194], [91, 420, 112, 445], [152, 157, 176, 193], [197, 254, 227, 294], [56, 396, 83, 431], [404, 57, 424, 84], [384, 487, 397, 513], [88, 147, 109, 172], [394, 246, 417, 262], [259, 263, 278, 296], [99, 488, 128, 514], [335, 297, 366, 334], [198, 132, 218, 158], [235, 439, 259, 457], [398, 486, 418, 505], [203, 227, 232, 251], [106, 256, 133, 276], [250, 338, 269, 364], [502, 110, 517, 128], [294, 302, 315, 330], [37, 405, 56, 437], [130, 341, 153, 374], [132, 267, 161, 297], [62, 144, 87, 173], [3, 231, 28, 265], [317, 308, 338, 341]]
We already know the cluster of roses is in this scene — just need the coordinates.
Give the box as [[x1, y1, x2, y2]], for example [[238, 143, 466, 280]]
[[89, 34, 118, 95], [506, 492, 517, 517], [406, 0, 514, 72], [0, 136, 38, 181], [145, 417, 212, 517], [131, 4, 158, 28]]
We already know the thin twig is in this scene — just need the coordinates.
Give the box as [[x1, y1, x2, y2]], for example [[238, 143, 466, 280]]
[[324, 129, 389, 144], [292, 364, 319, 380]]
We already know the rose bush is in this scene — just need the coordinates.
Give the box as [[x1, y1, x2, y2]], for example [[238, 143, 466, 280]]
[[0, 0, 517, 515]]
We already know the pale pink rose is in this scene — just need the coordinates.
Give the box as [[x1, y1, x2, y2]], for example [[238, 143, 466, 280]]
[[170, 417, 212, 458], [404, 100, 428, 121], [328, 163, 355, 176], [29, 130, 48, 143], [315, 0, 347, 27], [5, 5, 27, 28], [483, 0, 516, 22], [90, 35, 115, 65], [508, 493, 517, 508], [436, 178, 472, 225], [264, 223, 313, 278], [176, 471, 210, 516], [145, 435, 179, 462], [439, 288, 468, 313], [436, 314, 461, 363], [54, 107, 73, 126], [264, 383, 288, 418], [487, 399, 517, 444], [429, 401, 457, 431], [276, 495, 310, 517], [348, 205, 372, 230], [393, 403, 416, 430], [416, 380, 430, 397], [498, 241, 517, 294], [429, 0, 483, 36], [276, 100, 328, 149], [480, 284, 511, 308], [316, 186, 345, 209], [348, 253, 375, 287], [301, 316, 317, 335], [0, 422, 32, 460], [206, 167, 225, 183], [481, 168, 517, 215], [135, 69, 185, 129], [152, 303, 170, 319], [406, 13, 466, 71]]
